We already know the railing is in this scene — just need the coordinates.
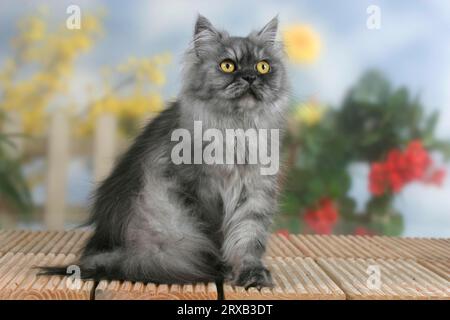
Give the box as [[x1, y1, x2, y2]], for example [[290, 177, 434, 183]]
[[4, 112, 119, 229]]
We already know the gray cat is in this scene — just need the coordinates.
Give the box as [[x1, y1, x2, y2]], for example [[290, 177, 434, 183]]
[[42, 15, 290, 289]]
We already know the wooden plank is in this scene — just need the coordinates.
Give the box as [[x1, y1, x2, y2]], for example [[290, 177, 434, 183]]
[[50, 231, 84, 255], [95, 280, 218, 300], [7, 231, 41, 254], [0, 230, 16, 243], [224, 257, 345, 300], [368, 236, 450, 261], [28, 231, 66, 254], [0, 252, 93, 300], [0, 230, 90, 256], [19, 231, 56, 254], [70, 230, 91, 255], [288, 235, 403, 259], [419, 260, 450, 281], [1, 231, 449, 300], [0, 230, 29, 254], [266, 234, 305, 257], [317, 257, 450, 300]]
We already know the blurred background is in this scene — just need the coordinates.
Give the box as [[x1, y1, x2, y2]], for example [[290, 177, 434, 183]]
[[1, 0, 449, 237]]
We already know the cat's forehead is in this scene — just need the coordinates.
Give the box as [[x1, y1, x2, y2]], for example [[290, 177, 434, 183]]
[[222, 37, 269, 62]]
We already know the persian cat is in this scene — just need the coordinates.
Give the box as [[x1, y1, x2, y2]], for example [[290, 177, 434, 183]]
[[43, 15, 290, 289]]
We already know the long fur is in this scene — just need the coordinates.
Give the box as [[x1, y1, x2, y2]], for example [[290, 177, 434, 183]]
[[40, 15, 290, 288]]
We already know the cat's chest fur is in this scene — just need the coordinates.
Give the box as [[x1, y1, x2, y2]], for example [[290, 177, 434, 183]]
[[172, 103, 266, 218]]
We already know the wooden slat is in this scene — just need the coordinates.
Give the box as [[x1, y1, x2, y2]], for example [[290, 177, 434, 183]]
[[19, 231, 56, 254], [368, 236, 450, 262], [50, 230, 86, 255], [0, 230, 29, 255], [70, 230, 91, 255], [288, 235, 404, 259], [0, 230, 90, 257], [266, 234, 305, 257], [317, 257, 450, 300], [419, 260, 450, 281], [224, 257, 345, 300], [1, 231, 449, 300], [95, 280, 218, 300], [0, 230, 16, 243], [28, 231, 66, 254], [0, 252, 93, 300]]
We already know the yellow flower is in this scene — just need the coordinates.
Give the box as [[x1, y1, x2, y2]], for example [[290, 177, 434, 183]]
[[295, 101, 325, 126], [83, 15, 102, 34], [21, 17, 46, 42], [283, 24, 321, 64], [72, 34, 92, 51], [147, 93, 163, 112]]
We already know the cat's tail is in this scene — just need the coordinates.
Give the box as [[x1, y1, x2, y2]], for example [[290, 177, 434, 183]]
[[37, 252, 128, 282], [38, 249, 220, 284], [37, 265, 121, 281], [37, 266, 69, 276]]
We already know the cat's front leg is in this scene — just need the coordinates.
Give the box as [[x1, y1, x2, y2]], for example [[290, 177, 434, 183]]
[[221, 188, 276, 289]]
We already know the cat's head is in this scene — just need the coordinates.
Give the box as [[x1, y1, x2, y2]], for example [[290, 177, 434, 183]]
[[182, 15, 289, 113]]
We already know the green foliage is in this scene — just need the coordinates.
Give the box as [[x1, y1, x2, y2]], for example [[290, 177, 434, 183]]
[[0, 110, 33, 215], [336, 70, 447, 160], [279, 69, 450, 236]]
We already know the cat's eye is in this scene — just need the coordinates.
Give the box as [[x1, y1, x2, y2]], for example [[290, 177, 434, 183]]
[[220, 60, 235, 73], [256, 61, 270, 74]]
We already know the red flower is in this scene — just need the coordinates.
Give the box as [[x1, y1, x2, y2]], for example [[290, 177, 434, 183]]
[[424, 168, 446, 186], [304, 198, 339, 234], [354, 227, 374, 236], [369, 163, 388, 196], [276, 229, 290, 238], [386, 149, 407, 190], [388, 171, 404, 193], [403, 140, 432, 181], [368, 140, 445, 195]]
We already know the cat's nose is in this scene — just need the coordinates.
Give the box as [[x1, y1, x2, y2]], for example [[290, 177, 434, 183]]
[[242, 75, 256, 84]]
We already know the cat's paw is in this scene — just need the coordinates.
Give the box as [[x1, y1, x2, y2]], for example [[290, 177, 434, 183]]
[[232, 265, 273, 289]]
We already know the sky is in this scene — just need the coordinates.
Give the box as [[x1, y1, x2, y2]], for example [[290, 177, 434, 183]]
[[1, 0, 449, 236]]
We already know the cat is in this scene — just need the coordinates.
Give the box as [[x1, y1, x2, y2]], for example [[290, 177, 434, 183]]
[[42, 15, 290, 289]]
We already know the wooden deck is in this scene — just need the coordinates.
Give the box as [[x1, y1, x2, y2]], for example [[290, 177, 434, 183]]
[[0, 230, 448, 300]]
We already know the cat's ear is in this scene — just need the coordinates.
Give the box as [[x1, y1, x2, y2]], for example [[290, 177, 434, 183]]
[[193, 15, 224, 57], [194, 15, 217, 37], [255, 16, 279, 45]]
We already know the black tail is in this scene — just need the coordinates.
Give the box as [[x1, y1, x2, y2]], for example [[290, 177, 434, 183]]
[[37, 264, 131, 282], [37, 266, 70, 276]]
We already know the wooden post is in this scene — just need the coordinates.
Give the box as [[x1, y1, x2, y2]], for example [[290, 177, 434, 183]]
[[93, 114, 117, 182], [45, 111, 69, 230]]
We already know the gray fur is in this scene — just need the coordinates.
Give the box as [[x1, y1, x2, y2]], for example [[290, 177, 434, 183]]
[[56, 15, 290, 288]]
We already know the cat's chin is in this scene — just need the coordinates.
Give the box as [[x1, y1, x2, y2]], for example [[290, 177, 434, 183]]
[[236, 93, 258, 109]]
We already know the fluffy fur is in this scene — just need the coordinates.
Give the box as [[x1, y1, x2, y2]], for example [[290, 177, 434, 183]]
[[41, 15, 290, 289]]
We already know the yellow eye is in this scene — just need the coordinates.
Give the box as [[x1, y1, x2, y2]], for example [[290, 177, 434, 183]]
[[256, 61, 270, 74], [220, 60, 235, 73]]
